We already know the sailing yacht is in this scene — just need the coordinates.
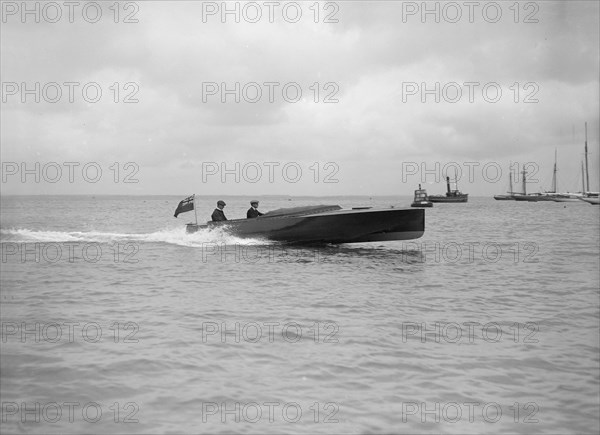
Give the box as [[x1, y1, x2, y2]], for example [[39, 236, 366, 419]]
[[579, 122, 600, 205], [544, 149, 582, 202], [512, 168, 545, 201], [494, 166, 515, 200]]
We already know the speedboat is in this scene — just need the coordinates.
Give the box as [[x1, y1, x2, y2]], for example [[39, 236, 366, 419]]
[[185, 205, 425, 244]]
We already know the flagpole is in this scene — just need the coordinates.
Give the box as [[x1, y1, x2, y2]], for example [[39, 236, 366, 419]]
[[193, 194, 198, 225]]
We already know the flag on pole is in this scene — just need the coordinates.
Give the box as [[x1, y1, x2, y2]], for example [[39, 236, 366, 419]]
[[174, 195, 195, 218]]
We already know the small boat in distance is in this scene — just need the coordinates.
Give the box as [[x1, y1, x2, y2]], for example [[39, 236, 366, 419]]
[[411, 184, 433, 207], [512, 167, 551, 201], [429, 176, 468, 203], [177, 200, 426, 243]]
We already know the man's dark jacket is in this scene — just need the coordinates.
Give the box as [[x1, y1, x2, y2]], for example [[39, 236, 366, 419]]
[[247, 207, 264, 218], [211, 208, 227, 221]]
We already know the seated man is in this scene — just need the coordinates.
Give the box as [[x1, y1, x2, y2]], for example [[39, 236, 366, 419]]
[[246, 200, 264, 218], [211, 200, 227, 221]]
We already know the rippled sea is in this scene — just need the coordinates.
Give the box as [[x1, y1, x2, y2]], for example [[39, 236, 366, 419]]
[[1, 195, 598, 434]]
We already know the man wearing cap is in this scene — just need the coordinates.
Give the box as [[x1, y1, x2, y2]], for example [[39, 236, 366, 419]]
[[211, 200, 227, 221], [247, 200, 264, 218]]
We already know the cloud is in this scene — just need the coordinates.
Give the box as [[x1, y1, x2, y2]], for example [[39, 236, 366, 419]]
[[1, 0, 598, 195]]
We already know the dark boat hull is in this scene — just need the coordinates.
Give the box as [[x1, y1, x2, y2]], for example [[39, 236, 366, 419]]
[[430, 177, 468, 202], [411, 201, 433, 207], [513, 194, 555, 202], [513, 194, 538, 202], [429, 194, 468, 203], [580, 197, 600, 205], [186, 208, 425, 244]]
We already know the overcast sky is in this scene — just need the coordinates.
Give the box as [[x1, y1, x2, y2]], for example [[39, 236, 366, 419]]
[[1, 0, 599, 196]]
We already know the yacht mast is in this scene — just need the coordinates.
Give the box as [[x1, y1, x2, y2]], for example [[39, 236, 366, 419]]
[[552, 149, 557, 193], [584, 122, 589, 194]]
